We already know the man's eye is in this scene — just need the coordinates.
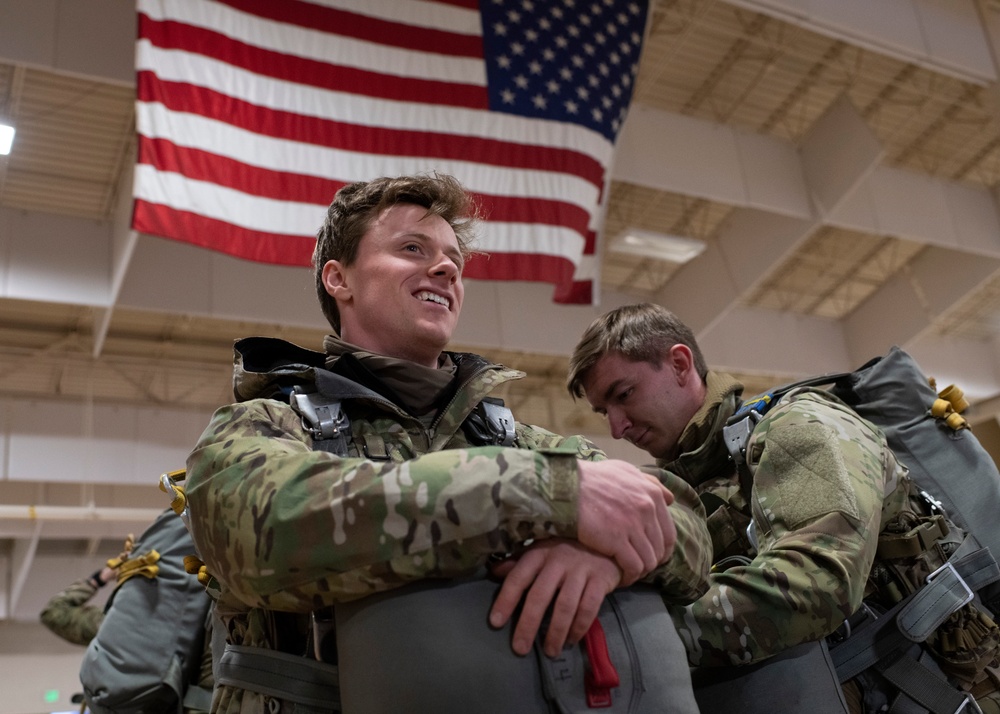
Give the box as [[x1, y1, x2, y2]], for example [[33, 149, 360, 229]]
[[617, 388, 632, 402]]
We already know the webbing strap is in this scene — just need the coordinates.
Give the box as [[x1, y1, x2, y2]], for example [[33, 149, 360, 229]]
[[831, 546, 1000, 682], [217, 643, 340, 712], [181, 684, 213, 713], [878, 652, 973, 714]]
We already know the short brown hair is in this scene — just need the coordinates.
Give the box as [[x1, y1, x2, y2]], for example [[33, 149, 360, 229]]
[[567, 303, 708, 398], [313, 173, 480, 332]]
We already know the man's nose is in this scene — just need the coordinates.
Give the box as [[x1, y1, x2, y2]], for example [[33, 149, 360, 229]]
[[430, 253, 459, 281], [608, 410, 630, 440]]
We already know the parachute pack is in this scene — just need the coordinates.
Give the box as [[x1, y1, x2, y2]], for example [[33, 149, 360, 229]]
[[720, 346, 1000, 713], [80, 507, 212, 714]]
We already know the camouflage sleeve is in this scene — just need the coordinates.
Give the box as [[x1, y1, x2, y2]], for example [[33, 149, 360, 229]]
[[642, 468, 712, 603], [186, 400, 582, 612], [672, 390, 894, 666], [520, 424, 712, 603], [39, 578, 104, 646]]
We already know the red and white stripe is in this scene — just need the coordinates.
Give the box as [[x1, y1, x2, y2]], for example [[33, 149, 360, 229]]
[[134, 0, 614, 303]]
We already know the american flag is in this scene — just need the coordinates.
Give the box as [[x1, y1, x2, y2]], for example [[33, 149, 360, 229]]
[[133, 0, 649, 304]]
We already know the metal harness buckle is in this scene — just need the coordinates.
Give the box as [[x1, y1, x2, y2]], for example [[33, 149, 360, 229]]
[[955, 692, 983, 714], [926, 561, 974, 610]]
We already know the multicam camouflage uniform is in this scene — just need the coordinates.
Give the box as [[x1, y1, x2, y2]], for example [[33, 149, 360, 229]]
[[668, 372, 905, 665], [39, 577, 105, 646], [186, 337, 711, 714], [667, 372, 1000, 712]]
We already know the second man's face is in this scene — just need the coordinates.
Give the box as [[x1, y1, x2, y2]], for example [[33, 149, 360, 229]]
[[324, 203, 465, 367], [581, 350, 698, 461]]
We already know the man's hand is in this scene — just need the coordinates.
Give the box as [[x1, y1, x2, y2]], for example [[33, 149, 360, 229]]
[[489, 539, 622, 657], [576, 459, 677, 585]]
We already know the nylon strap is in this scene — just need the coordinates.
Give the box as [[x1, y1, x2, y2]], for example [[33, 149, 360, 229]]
[[181, 684, 213, 713], [217, 643, 341, 712], [878, 652, 971, 714], [831, 545, 1000, 683]]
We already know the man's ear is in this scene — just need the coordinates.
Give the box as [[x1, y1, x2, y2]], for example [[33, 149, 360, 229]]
[[321, 260, 351, 302], [667, 343, 696, 384]]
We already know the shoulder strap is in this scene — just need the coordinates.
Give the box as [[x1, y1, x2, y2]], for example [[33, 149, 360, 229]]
[[291, 386, 352, 455], [290, 387, 516, 457], [722, 370, 855, 499]]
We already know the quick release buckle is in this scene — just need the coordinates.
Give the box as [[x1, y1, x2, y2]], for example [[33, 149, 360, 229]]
[[291, 388, 348, 441], [722, 410, 762, 468]]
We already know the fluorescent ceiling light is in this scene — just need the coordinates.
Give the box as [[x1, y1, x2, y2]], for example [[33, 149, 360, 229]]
[[610, 228, 706, 264], [0, 123, 14, 155]]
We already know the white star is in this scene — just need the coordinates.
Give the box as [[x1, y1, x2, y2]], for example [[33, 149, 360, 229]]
[[547, 80, 560, 93], [583, 43, 595, 56], [501, 88, 516, 104], [576, 86, 590, 100], [497, 55, 512, 69], [552, 7, 564, 19], [543, 48, 556, 61], [511, 41, 525, 55], [494, 22, 508, 36], [571, 55, 585, 68], [610, 51, 621, 65], [526, 29, 539, 41], [567, 25, 580, 37], [588, 74, 599, 87], [611, 84, 622, 97], [555, 35, 568, 48], [522, 0, 535, 10], [507, 10, 521, 23], [514, 74, 529, 88], [564, 99, 579, 114], [539, 17, 552, 31], [592, 107, 603, 122], [559, 67, 573, 80], [629, 2, 640, 14], [529, 60, 543, 74], [602, 96, 613, 108], [599, 62, 609, 76], [580, 14, 591, 26], [532, 94, 547, 109]]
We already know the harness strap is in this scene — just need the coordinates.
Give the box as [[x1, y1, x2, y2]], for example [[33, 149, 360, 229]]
[[291, 387, 351, 456], [217, 643, 341, 712], [878, 651, 977, 714], [831, 546, 1000, 682], [180, 684, 213, 713]]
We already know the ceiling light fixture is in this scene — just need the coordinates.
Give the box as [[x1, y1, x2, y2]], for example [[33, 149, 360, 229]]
[[0, 123, 14, 155], [609, 227, 706, 264]]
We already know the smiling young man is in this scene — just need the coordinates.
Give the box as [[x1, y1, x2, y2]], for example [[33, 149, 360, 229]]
[[185, 176, 710, 713]]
